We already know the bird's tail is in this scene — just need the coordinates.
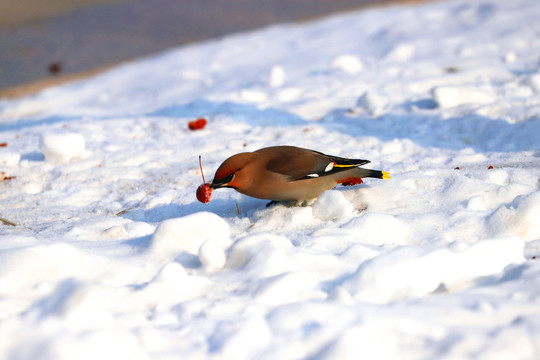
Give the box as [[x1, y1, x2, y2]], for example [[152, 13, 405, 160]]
[[338, 169, 390, 186], [366, 170, 391, 179], [351, 168, 390, 179]]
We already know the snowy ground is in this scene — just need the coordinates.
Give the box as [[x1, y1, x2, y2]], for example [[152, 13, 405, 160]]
[[1, 0, 540, 358]]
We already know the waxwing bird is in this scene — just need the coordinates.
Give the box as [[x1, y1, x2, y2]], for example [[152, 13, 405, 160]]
[[209, 146, 390, 204]]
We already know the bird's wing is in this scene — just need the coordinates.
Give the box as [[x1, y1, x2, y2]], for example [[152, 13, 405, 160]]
[[265, 147, 370, 181]]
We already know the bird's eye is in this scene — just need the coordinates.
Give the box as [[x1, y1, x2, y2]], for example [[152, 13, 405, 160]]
[[222, 172, 235, 183]]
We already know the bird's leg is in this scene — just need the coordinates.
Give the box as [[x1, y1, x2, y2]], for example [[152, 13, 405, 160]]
[[266, 200, 298, 207], [266, 200, 279, 207]]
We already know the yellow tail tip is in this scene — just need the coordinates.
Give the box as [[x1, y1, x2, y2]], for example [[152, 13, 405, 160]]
[[382, 171, 391, 180]]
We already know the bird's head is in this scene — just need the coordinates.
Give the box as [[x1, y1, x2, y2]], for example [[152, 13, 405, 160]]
[[210, 152, 255, 190]]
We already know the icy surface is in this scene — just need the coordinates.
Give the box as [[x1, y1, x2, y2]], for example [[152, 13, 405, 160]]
[[1, 0, 540, 358]]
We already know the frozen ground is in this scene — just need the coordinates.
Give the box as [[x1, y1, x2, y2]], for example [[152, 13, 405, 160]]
[[1, 0, 540, 358]]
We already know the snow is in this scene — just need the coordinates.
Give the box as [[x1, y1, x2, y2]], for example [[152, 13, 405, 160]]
[[41, 132, 86, 163], [199, 239, 227, 270], [150, 211, 230, 257], [432, 86, 495, 108], [1, 0, 540, 358], [268, 65, 286, 88], [331, 54, 364, 73], [312, 190, 354, 221]]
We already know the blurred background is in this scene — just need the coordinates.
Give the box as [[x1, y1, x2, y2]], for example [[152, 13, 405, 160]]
[[0, 0, 417, 98]]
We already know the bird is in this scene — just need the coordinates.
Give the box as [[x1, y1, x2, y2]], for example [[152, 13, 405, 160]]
[[209, 145, 389, 205]]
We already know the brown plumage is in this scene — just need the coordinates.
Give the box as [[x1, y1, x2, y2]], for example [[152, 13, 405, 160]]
[[210, 145, 390, 203]]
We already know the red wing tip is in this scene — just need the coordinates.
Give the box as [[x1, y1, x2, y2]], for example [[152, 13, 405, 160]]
[[339, 178, 364, 186]]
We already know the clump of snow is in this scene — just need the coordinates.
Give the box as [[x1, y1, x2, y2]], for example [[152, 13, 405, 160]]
[[467, 195, 486, 211], [227, 234, 298, 277], [150, 212, 230, 258], [137, 262, 212, 304], [40, 132, 86, 163], [481, 168, 509, 185], [312, 190, 354, 221], [343, 212, 409, 245], [432, 86, 495, 108], [254, 270, 320, 306], [526, 73, 540, 92], [240, 89, 268, 103], [503, 51, 517, 63], [331, 54, 363, 73], [198, 238, 227, 270], [355, 91, 388, 116], [385, 43, 415, 62], [487, 192, 540, 242], [0, 151, 20, 166], [269, 65, 286, 87]]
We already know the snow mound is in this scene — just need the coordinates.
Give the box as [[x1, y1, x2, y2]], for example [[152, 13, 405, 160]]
[[432, 86, 495, 108], [31, 328, 146, 360], [0, 151, 20, 166], [526, 73, 540, 92], [40, 132, 86, 163], [344, 237, 525, 303], [227, 234, 298, 278], [331, 54, 364, 73], [385, 43, 415, 61], [481, 168, 509, 185], [150, 212, 230, 258], [355, 91, 388, 116], [0, 242, 110, 294], [269, 65, 286, 87], [317, 325, 401, 360], [27, 279, 118, 331], [341, 212, 409, 245], [487, 191, 540, 242], [136, 262, 212, 304], [312, 190, 354, 221], [254, 270, 319, 305], [199, 239, 227, 270]]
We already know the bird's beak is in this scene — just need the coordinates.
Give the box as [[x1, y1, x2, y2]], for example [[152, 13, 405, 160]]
[[209, 180, 224, 189], [209, 179, 232, 189], [209, 171, 237, 189]]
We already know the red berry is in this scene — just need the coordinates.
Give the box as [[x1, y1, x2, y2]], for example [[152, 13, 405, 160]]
[[197, 183, 212, 203], [188, 118, 207, 130], [488, 165, 494, 169]]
